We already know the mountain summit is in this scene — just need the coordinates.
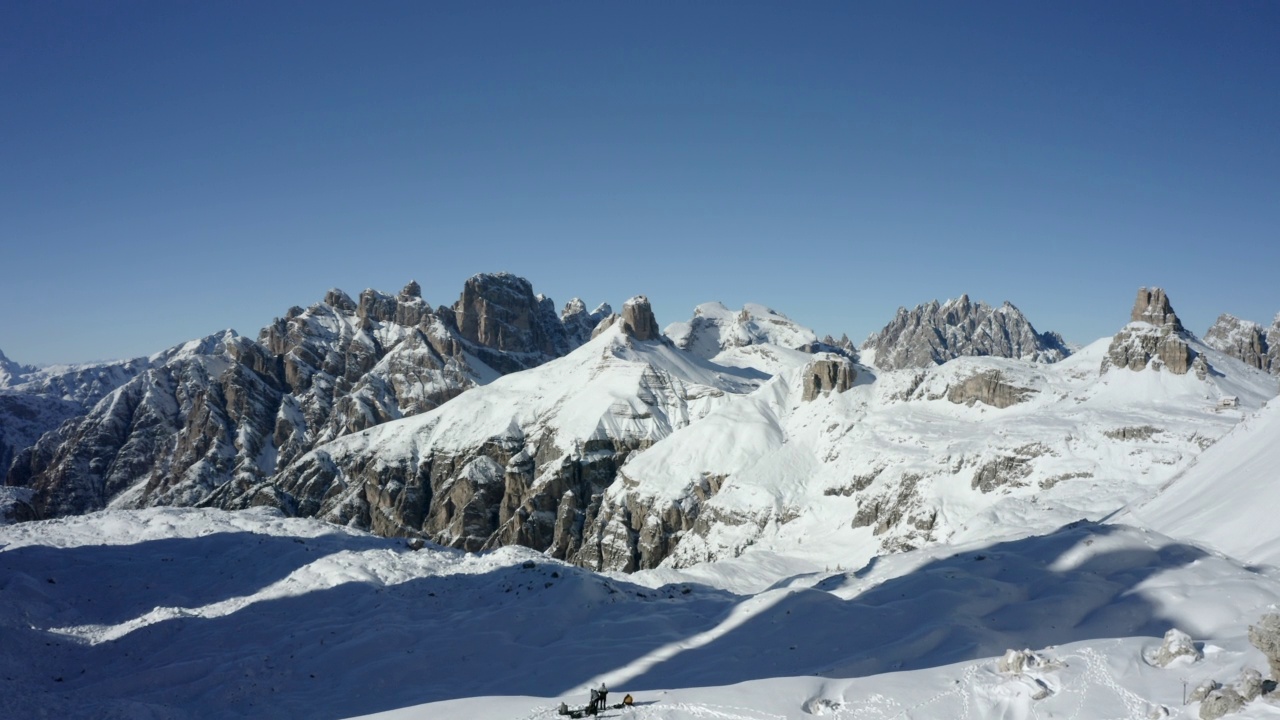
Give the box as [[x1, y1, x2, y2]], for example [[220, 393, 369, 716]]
[[1204, 312, 1280, 375], [6, 273, 605, 519], [861, 295, 1069, 371], [1102, 287, 1202, 375]]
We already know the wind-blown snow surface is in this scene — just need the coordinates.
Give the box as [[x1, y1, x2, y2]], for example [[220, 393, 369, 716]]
[[664, 302, 818, 364], [604, 337, 1275, 573], [1132, 398, 1280, 565], [6, 507, 1280, 719]]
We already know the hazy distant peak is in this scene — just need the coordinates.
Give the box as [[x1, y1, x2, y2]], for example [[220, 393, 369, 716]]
[[863, 295, 1068, 370]]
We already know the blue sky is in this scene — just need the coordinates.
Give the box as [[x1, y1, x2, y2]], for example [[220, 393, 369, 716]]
[[2, 1, 1277, 364]]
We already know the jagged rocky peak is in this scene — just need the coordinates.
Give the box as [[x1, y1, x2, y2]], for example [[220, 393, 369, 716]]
[[664, 301, 819, 359], [621, 295, 661, 341], [1102, 286, 1197, 375], [861, 295, 1069, 371], [450, 272, 570, 357], [801, 355, 857, 401], [561, 298, 614, 347], [0, 347, 35, 387], [323, 288, 357, 312], [1130, 287, 1183, 331], [823, 334, 856, 353], [1205, 313, 1279, 375], [357, 288, 398, 323], [400, 279, 421, 299]]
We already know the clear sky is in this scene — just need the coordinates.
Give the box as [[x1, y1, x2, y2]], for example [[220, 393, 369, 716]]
[[2, 1, 1278, 365]]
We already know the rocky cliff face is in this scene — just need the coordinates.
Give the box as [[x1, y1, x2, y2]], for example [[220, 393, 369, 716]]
[[862, 296, 1069, 371], [6, 274, 604, 520], [620, 296, 662, 342], [442, 273, 579, 375], [206, 308, 761, 569], [0, 349, 156, 479], [561, 299, 613, 348], [802, 356, 857, 401], [1205, 313, 1280, 375], [1102, 287, 1199, 375]]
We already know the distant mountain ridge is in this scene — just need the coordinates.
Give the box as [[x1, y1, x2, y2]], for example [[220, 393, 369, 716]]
[[0, 348, 157, 482], [1203, 312, 1280, 376], [861, 295, 1069, 371]]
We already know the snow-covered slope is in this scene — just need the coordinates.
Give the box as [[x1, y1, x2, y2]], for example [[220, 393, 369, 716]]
[[665, 302, 820, 361], [0, 348, 156, 481], [8, 285, 1280, 720], [226, 302, 768, 562], [592, 331, 1277, 574], [6, 507, 1280, 720], [5, 274, 607, 521], [1131, 398, 1280, 565]]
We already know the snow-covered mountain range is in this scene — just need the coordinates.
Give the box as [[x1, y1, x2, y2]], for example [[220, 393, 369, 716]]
[[4, 277, 1280, 719], [4, 281, 1278, 568], [3, 273, 611, 521]]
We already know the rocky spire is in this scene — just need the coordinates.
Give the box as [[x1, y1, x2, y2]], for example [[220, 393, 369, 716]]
[[1130, 287, 1183, 331], [1103, 287, 1197, 375], [323, 288, 356, 312], [620, 296, 661, 341], [562, 298, 613, 347]]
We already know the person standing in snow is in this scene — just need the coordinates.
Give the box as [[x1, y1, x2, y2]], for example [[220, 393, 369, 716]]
[[598, 682, 608, 709], [587, 687, 600, 715]]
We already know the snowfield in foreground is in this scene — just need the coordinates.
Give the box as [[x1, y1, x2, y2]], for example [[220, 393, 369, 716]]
[[5, 504, 1280, 719]]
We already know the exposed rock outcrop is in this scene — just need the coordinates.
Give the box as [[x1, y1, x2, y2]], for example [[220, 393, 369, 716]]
[[972, 445, 1048, 493], [945, 370, 1033, 408], [620, 296, 661, 341], [561, 299, 613, 348], [447, 273, 574, 373], [1102, 287, 1198, 375], [1205, 313, 1279, 375], [862, 295, 1069, 370], [802, 357, 856, 401], [1199, 688, 1244, 720], [1132, 287, 1183, 330], [1, 348, 157, 476], [6, 274, 604, 520], [207, 322, 752, 571], [1152, 628, 1201, 667], [1248, 613, 1280, 681]]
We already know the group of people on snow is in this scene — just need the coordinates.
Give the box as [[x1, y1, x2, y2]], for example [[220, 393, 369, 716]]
[[558, 683, 634, 716]]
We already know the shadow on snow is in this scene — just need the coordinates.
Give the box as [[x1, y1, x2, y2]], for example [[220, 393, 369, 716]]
[[0, 520, 1219, 718]]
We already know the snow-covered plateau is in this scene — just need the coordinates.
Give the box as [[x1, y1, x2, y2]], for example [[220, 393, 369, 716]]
[[3, 281, 1280, 719]]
